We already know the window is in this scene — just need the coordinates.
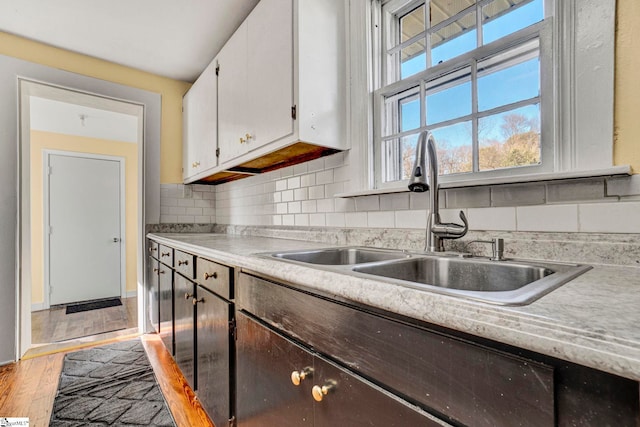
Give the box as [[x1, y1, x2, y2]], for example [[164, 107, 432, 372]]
[[374, 0, 551, 186]]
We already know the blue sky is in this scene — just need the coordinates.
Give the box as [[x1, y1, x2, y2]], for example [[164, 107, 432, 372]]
[[397, 0, 543, 149]]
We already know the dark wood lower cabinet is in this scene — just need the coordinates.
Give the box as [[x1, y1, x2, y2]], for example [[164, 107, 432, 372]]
[[146, 256, 159, 333], [196, 285, 233, 427], [174, 273, 196, 389], [236, 312, 448, 427], [159, 264, 174, 354]]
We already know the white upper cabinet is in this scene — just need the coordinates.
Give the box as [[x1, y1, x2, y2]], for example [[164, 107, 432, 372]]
[[183, 59, 218, 181], [185, 0, 347, 184]]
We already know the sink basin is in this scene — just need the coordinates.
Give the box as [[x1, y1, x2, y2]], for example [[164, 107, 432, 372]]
[[353, 256, 591, 305], [271, 247, 410, 265], [353, 257, 552, 292], [263, 246, 591, 305]]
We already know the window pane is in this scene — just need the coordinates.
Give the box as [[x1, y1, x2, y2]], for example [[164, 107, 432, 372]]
[[430, 0, 472, 27], [400, 96, 420, 132], [483, 0, 544, 45], [400, 40, 426, 79], [382, 134, 422, 182], [478, 55, 540, 111], [431, 11, 477, 65], [401, 4, 425, 42], [430, 121, 472, 174], [478, 104, 540, 171], [426, 73, 471, 125]]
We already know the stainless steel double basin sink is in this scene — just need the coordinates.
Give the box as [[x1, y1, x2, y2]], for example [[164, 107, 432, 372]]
[[264, 247, 591, 305]]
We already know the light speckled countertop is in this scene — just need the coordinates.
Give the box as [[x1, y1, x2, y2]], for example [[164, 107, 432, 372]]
[[148, 232, 640, 382]]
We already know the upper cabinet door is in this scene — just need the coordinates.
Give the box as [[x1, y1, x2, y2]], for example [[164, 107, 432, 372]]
[[183, 59, 218, 180], [246, 0, 294, 150], [218, 21, 249, 164]]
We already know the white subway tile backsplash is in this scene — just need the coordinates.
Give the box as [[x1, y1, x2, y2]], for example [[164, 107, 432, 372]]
[[177, 198, 195, 208], [281, 190, 294, 202], [579, 202, 640, 233], [309, 213, 326, 226], [194, 215, 213, 223], [160, 215, 177, 223], [409, 192, 429, 210], [367, 211, 395, 228], [301, 173, 316, 187], [333, 166, 351, 183], [325, 182, 345, 197], [177, 215, 195, 223], [295, 214, 309, 226], [307, 157, 325, 172], [282, 214, 295, 226], [294, 188, 308, 201], [279, 166, 294, 178], [517, 205, 578, 232], [395, 210, 427, 229], [324, 152, 346, 169], [276, 203, 288, 214], [467, 207, 517, 231], [185, 207, 203, 216], [335, 197, 356, 212], [288, 176, 301, 189], [308, 185, 325, 200], [316, 198, 335, 213], [301, 200, 317, 213], [355, 195, 380, 212], [169, 206, 187, 215], [325, 213, 346, 227], [271, 215, 282, 226], [316, 170, 334, 185], [275, 179, 287, 191], [345, 212, 368, 228], [288, 201, 301, 214], [293, 163, 308, 175], [380, 193, 409, 211]]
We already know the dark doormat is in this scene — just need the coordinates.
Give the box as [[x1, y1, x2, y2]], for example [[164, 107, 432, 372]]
[[66, 297, 122, 314], [50, 338, 176, 426]]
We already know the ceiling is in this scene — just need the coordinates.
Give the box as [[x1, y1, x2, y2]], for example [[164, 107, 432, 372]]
[[0, 0, 260, 82]]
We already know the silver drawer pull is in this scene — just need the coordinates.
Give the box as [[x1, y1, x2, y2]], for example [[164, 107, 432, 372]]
[[178, 260, 189, 266], [161, 252, 170, 257]]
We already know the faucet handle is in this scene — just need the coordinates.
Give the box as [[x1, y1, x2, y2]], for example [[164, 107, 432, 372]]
[[432, 210, 468, 240]]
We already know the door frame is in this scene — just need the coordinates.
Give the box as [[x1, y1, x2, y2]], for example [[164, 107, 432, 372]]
[[43, 150, 127, 309]]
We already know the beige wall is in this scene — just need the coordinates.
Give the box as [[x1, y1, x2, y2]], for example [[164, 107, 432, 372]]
[[30, 131, 138, 304], [614, 0, 640, 172], [0, 31, 190, 184]]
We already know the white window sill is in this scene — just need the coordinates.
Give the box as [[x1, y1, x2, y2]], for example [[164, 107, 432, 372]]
[[336, 166, 632, 198]]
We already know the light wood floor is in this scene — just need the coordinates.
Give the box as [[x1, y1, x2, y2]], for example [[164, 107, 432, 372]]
[[32, 296, 138, 344], [0, 334, 214, 427]]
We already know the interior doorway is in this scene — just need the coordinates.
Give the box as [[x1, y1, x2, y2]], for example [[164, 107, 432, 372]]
[[19, 80, 144, 352], [46, 152, 124, 306]]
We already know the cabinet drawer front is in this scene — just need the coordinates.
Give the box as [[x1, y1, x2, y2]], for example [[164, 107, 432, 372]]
[[196, 257, 231, 299], [148, 240, 159, 259], [238, 273, 554, 427], [175, 250, 195, 278], [158, 244, 174, 266]]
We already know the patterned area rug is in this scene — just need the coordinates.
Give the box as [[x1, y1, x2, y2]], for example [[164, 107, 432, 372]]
[[50, 339, 176, 426]]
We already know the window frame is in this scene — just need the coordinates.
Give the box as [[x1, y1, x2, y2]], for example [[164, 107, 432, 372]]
[[373, 0, 555, 189], [361, 0, 616, 192]]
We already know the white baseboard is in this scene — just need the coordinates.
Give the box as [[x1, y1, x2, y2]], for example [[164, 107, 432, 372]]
[[125, 290, 137, 299], [0, 359, 15, 366]]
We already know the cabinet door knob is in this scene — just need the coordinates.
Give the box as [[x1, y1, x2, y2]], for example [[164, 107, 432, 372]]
[[192, 161, 200, 168], [204, 271, 218, 280], [192, 297, 205, 306], [245, 133, 253, 140], [312, 380, 336, 402], [149, 247, 157, 253], [178, 260, 189, 266], [239, 137, 246, 144], [153, 268, 159, 273], [291, 367, 313, 386], [184, 292, 194, 300], [161, 252, 170, 257], [158, 269, 166, 275]]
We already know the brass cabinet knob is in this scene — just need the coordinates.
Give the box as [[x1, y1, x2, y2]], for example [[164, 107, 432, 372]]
[[192, 161, 200, 168], [239, 136, 246, 144], [312, 381, 336, 402], [192, 297, 204, 306], [291, 367, 313, 386], [245, 133, 253, 140], [204, 271, 218, 280], [178, 260, 189, 266], [184, 292, 194, 300]]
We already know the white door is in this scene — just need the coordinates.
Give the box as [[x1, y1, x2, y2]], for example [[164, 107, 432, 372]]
[[48, 153, 122, 305]]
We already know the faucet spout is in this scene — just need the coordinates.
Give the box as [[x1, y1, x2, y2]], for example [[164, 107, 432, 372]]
[[408, 131, 468, 252]]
